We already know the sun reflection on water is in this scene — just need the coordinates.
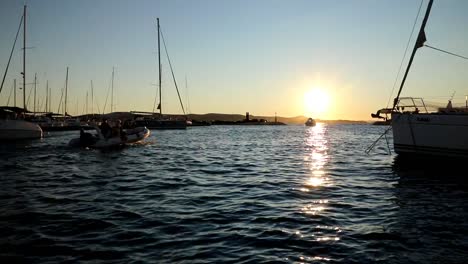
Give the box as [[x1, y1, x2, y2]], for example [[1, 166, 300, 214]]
[[306, 177, 324, 187], [301, 204, 326, 215], [301, 199, 329, 215], [300, 123, 341, 245], [298, 255, 333, 262], [304, 123, 330, 188]]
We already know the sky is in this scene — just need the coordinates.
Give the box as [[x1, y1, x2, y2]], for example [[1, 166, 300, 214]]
[[1, 0, 468, 120]]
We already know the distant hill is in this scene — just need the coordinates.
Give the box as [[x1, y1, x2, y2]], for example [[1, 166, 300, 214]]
[[187, 113, 368, 125], [74, 111, 368, 125]]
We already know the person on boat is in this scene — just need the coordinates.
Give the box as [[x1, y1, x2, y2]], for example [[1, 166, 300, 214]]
[[111, 119, 127, 140], [99, 119, 112, 138], [118, 120, 127, 140], [447, 100, 453, 111], [79, 128, 95, 146]]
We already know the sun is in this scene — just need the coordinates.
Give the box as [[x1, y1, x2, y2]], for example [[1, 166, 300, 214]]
[[304, 88, 330, 115]]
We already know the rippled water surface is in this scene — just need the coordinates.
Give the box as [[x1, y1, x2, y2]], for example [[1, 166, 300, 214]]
[[1, 124, 467, 263]]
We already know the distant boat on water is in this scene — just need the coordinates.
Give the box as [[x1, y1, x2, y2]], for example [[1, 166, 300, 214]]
[[305, 117, 316, 126], [0, 5, 43, 140], [371, 0, 468, 158], [134, 18, 186, 130]]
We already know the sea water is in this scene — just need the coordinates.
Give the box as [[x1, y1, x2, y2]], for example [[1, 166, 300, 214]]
[[1, 124, 467, 263]]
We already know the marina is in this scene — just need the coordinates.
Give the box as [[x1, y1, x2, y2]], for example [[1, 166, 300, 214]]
[[1, 0, 468, 263]]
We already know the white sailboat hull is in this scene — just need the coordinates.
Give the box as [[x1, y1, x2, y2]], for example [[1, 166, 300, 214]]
[[0, 119, 43, 140], [391, 112, 468, 157]]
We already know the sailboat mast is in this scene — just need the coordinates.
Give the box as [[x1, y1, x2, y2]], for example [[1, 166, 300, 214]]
[[14, 79, 16, 107], [33, 73, 36, 115], [65, 66, 68, 117], [111, 67, 114, 113], [45, 80, 48, 113], [91, 80, 94, 115], [158, 18, 162, 115], [393, 0, 434, 109], [48, 83, 51, 113], [185, 75, 189, 114], [23, 5, 26, 111]]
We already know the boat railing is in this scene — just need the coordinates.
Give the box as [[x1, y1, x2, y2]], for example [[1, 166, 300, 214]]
[[397, 97, 468, 114], [395, 97, 429, 114]]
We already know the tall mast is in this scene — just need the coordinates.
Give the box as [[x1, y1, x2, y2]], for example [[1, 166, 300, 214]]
[[23, 5, 26, 111], [86, 90, 88, 115], [64, 66, 68, 117], [33, 73, 36, 114], [185, 75, 188, 114], [185, 75, 191, 115], [45, 80, 48, 112], [111, 67, 114, 113], [158, 18, 162, 115], [91, 80, 94, 115], [48, 83, 51, 112], [14, 79, 16, 107], [393, 0, 434, 109]]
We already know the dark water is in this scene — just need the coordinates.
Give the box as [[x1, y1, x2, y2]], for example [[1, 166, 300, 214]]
[[1, 124, 467, 263]]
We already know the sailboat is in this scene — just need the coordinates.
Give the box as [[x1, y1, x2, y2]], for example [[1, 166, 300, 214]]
[[34, 67, 90, 131], [133, 18, 187, 130], [0, 5, 43, 140], [372, 0, 468, 158]]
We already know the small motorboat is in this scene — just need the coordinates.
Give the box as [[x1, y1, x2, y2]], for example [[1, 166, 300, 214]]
[[305, 117, 316, 127], [69, 126, 150, 148]]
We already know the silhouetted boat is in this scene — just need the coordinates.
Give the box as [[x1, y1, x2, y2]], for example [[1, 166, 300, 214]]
[[0, 6, 42, 140], [134, 114, 187, 130], [305, 117, 316, 126], [68, 126, 150, 149], [34, 116, 93, 131], [372, 0, 468, 158]]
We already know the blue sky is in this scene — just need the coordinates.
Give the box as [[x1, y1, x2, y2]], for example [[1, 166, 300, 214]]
[[1, 0, 468, 120]]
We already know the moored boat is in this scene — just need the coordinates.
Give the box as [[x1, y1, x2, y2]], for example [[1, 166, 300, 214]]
[[0, 6, 43, 140], [391, 97, 468, 157], [133, 114, 187, 130], [135, 18, 187, 130], [371, 0, 468, 158], [0, 118, 42, 140]]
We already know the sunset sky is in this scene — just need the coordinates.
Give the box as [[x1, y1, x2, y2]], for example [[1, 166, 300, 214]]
[[1, 0, 468, 120]]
